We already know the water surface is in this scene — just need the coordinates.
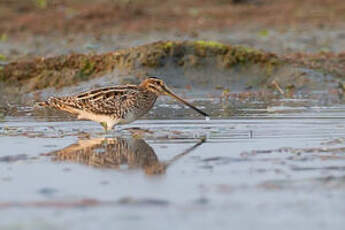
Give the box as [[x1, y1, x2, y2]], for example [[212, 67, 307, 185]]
[[1, 103, 345, 230]]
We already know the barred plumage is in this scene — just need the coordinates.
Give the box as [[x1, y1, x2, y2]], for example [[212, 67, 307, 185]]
[[37, 77, 209, 131]]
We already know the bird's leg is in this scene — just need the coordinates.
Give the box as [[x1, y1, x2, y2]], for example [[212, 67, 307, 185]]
[[100, 122, 108, 134]]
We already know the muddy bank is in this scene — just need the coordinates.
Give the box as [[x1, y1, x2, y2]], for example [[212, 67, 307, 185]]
[[1, 40, 344, 100], [0, 41, 279, 91]]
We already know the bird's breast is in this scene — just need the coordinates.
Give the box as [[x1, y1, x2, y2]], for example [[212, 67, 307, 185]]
[[116, 92, 157, 124]]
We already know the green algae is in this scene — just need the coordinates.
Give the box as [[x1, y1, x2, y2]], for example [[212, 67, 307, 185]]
[[194, 40, 226, 48]]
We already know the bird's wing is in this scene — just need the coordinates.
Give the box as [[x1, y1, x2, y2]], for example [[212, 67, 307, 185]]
[[74, 85, 138, 101], [52, 85, 140, 115]]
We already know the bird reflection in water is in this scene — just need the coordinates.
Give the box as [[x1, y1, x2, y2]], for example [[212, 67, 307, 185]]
[[43, 137, 205, 175]]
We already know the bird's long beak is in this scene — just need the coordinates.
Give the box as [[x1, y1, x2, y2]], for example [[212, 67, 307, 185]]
[[162, 86, 209, 117]]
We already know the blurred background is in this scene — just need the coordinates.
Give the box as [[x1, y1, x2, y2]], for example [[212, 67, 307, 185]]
[[1, 0, 345, 61]]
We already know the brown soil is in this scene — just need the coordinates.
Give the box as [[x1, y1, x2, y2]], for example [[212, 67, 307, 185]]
[[1, 0, 345, 37]]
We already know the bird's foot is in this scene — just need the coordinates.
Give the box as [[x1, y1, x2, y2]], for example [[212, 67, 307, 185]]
[[100, 122, 108, 133]]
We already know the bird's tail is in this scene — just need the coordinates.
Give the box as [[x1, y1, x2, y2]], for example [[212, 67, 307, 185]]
[[34, 97, 78, 115], [35, 100, 50, 107], [34, 98, 60, 108]]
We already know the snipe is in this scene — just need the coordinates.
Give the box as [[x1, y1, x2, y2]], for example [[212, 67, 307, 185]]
[[38, 77, 209, 131]]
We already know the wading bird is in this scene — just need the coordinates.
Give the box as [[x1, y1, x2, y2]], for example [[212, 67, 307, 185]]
[[38, 77, 209, 131]]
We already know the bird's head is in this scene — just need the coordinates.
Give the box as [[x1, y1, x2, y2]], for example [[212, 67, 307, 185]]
[[140, 77, 209, 117], [140, 77, 167, 96]]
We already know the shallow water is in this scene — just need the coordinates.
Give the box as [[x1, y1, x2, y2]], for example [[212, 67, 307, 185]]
[[1, 103, 345, 230]]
